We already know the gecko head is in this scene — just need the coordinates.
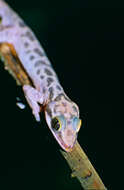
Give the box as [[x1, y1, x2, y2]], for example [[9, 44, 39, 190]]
[[45, 95, 82, 152]]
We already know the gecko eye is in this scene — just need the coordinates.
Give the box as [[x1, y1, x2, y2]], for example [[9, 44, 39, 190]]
[[72, 117, 82, 132], [51, 117, 61, 131], [51, 115, 66, 132]]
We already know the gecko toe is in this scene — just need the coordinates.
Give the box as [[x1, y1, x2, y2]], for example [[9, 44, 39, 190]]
[[33, 110, 40, 122]]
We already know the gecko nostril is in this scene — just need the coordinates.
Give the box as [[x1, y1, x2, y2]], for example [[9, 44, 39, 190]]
[[66, 129, 73, 137]]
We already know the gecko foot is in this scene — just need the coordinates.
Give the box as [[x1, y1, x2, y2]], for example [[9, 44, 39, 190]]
[[23, 85, 44, 121]]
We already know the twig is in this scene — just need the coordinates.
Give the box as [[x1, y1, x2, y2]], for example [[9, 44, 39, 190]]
[[61, 141, 107, 189], [0, 42, 107, 190]]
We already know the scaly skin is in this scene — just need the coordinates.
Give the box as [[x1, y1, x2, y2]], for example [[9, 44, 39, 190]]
[[0, 0, 82, 152]]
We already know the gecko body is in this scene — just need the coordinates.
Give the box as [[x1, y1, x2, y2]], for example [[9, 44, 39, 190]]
[[0, 0, 82, 152]]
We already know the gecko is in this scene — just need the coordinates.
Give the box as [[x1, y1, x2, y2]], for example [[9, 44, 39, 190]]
[[0, 0, 82, 152]]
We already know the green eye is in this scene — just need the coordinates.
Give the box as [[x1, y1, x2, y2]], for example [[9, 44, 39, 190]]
[[73, 117, 82, 132], [51, 117, 61, 131]]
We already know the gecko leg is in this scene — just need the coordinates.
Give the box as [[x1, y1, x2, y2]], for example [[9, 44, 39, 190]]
[[23, 85, 44, 122]]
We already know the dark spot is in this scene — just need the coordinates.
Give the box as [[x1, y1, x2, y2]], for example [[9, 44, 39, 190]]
[[34, 60, 49, 67], [36, 69, 40, 75], [24, 42, 29, 47], [25, 31, 35, 41], [21, 30, 35, 41], [29, 55, 35, 60], [54, 94, 63, 101], [34, 60, 43, 67], [40, 75, 45, 79], [44, 68, 53, 76], [47, 77, 54, 86], [72, 105, 78, 114], [46, 106, 52, 117], [34, 48, 44, 57], [56, 85, 62, 91], [54, 93, 72, 102], [18, 21, 26, 27], [49, 87, 54, 100], [0, 15, 3, 23]]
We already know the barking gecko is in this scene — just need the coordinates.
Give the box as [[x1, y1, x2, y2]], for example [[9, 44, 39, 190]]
[[0, 0, 82, 152]]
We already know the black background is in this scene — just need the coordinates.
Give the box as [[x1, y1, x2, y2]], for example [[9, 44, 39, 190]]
[[0, 0, 123, 189]]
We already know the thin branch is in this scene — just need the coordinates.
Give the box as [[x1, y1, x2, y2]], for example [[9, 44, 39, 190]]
[[61, 142, 107, 190], [0, 42, 107, 190]]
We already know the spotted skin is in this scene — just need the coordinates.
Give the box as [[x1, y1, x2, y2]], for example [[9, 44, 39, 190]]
[[34, 48, 44, 57], [0, 0, 81, 152]]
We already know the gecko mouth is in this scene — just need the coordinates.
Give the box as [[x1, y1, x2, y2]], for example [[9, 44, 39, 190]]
[[57, 132, 77, 152]]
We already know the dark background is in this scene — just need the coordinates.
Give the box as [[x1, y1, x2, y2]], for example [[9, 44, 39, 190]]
[[0, 0, 123, 189]]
